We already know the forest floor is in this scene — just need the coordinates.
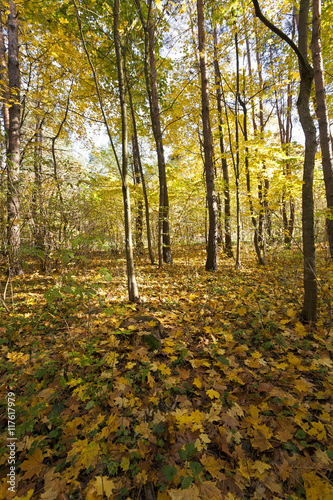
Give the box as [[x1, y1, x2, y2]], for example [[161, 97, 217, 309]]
[[0, 245, 333, 500]]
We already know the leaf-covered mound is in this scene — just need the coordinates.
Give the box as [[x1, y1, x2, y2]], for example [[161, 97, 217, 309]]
[[0, 247, 332, 499]]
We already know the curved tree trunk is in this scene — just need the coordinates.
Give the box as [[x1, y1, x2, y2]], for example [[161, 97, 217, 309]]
[[311, 0, 333, 258], [7, 1, 23, 276], [253, 0, 317, 322], [197, 0, 218, 271]]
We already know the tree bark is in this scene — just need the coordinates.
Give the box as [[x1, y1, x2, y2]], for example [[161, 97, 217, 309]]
[[253, 0, 317, 322], [114, 0, 139, 302], [311, 0, 333, 258], [32, 108, 44, 251], [147, 23, 172, 265], [122, 47, 155, 264], [197, 0, 218, 271], [132, 136, 143, 255], [298, 0, 317, 321], [238, 95, 265, 265], [213, 26, 233, 258], [6, 1, 23, 275], [234, 30, 241, 270]]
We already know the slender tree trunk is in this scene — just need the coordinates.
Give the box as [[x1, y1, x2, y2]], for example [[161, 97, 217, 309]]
[[114, 0, 139, 302], [253, 0, 317, 321], [269, 42, 295, 246], [147, 24, 172, 265], [311, 0, 333, 257], [132, 136, 143, 255], [6, 1, 22, 275], [298, 0, 317, 321], [0, 8, 9, 142], [124, 53, 155, 264], [32, 109, 44, 250], [234, 30, 241, 269], [239, 94, 265, 265], [197, 0, 218, 271], [0, 7, 8, 253], [213, 26, 233, 258]]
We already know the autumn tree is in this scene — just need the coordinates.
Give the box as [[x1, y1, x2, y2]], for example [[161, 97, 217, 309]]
[[197, 0, 218, 271], [4, 1, 23, 275], [253, 0, 317, 322], [311, 0, 333, 258]]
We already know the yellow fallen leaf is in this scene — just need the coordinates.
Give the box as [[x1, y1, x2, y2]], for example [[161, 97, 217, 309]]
[[120, 456, 130, 472], [206, 389, 220, 399], [200, 453, 225, 480], [20, 448, 44, 480], [303, 471, 333, 499]]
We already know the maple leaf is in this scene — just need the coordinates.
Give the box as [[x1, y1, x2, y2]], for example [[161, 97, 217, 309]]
[[200, 453, 225, 480], [307, 421, 327, 440], [206, 389, 220, 399], [199, 480, 224, 499], [20, 448, 45, 480], [120, 456, 130, 472], [94, 476, 115, 498], [251, 425, 273, 451], [168, 484, 201, 500], [41, 468, 66, 500], [253, 461, 271, 479]]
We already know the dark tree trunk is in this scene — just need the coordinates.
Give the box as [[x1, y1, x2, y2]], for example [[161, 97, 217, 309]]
[[6, 1, 23, 276], [197, 0, 218, 271], [32, 110, 44, 250], [124, 52, 155, 264], [234, 31, 241, 269], [114, 0, 139, 302], [298, 0, 317, 321], [147, 24, 172, 265], [132, 136, 143, 255], [213, 26, 233, 258], [311, 0, 333, 258], [253, 0, 317, 321], [238, 95, 265, 265]]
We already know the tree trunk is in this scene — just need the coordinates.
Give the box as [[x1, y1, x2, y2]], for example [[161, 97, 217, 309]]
[[253, 0, 317, 322], [298, 0, 317, 321], [213, 26, 233, 258], [269, 42, 295, 247], [32, 110, 44, 250], [239, 95, 265, 265], [114, 0, 139, 302], [197, 0, 218, 271], [6, 1, 23, 276], [132, 136, 143, 255], [124, 52, 155, 264], [311, 0, 333, 258], [234, 30, 241, 270], [147, 24, 172, 265]]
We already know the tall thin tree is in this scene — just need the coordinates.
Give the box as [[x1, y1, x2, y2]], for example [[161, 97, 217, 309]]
[[197, 0, 218, 271], [311, 0, 333, 258], [253, 0, 317, 322], [6, 1, 23, 275]]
